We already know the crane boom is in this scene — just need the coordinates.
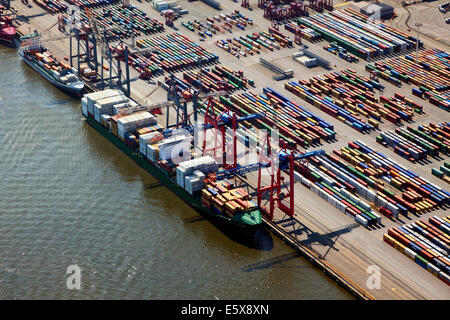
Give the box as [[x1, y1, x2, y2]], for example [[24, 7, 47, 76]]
[[144, 90, 228, 112], [216, 163, 267, 180], [294, 149, 325, 160], [85, 7, 103, 52]]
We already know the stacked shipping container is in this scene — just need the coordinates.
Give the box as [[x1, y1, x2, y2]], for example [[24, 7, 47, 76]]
[[164, 66, 254, 95], [366, 49, 450, 112], [432, 162, 450, 184], [61, 3, 164, 41], [215, 28, 292, 59], [298, 8, 419, 60], [66, 0, 120, 8], [201, 180, 259, 218], [384, 216, 450, 286], [284, 21, 322, 42], [343, 141, 450, 213], [182, 10, 254, 34], [201, 87, 336, 149], [285, 69, 421, 132], [295, 156, 382, 227], [125, 33, 218, 77], [33, 0, 67, 14], [377, 122, 449, 162], [293, 141, 449, 224]]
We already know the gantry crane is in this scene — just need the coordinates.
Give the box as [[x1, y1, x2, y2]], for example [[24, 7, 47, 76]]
[[201, 95, 264, 170], [210, 129, 324, 220], [258, 132, 325, 220], [84, 7, 159, 96]]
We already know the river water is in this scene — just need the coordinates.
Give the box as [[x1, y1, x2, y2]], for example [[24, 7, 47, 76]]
[[0, 46, 351, 299]]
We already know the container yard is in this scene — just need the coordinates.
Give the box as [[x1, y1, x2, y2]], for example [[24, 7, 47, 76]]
[[384, 216, 450, 286], [285, 69, 425, 132], [432, 162, 450, 184], [284, 21, 322, 43], [220, 88, 337, 148], [33, 0, 67, 14], [65, 0, 120, 8], [377, 122, 450, 163], [366, 49, 450, 112], [5, 0, 450, 302], [163, 66, 255, 94], [288, 139, 449, 224], [298, 8, 421, 60]]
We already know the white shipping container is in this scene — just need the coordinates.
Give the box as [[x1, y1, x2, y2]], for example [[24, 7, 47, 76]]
[[404, 247, 416, 259], [356, 215, 368, 227], [117, 112, 157, 139]]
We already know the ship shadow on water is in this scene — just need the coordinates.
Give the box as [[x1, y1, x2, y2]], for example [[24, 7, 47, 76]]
[[210, 222, 273, 251], [183, 214, 273, 251]]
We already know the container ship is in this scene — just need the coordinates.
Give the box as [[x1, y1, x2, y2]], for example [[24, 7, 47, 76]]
[[0, 6, 16, 47], [81, 89, 271, 247], [19, 36, 85, 96]]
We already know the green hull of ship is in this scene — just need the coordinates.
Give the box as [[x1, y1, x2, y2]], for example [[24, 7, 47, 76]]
[[84, 115, 268, 245]]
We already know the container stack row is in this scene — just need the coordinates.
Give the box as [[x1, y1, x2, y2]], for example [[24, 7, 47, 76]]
[[201, 180, 258, 218], [432, 162, 450, 184], [212, 87, 336, 148], [300, 149, 401, 220], [341, 141, 450, 214], [164, 66, 254, 95], [298, 9, 418, 60], [61, 3, 164, 41], [323, 144, 441, 218], [366, 49, 450, 112], [377, 123, 449, 163], [295, 155, 382, 227], [126, 33, 218, 76], [284, 69, 421, 131], [383, 216, 450, 286], [182, 10, 254, 34], [66, 0, 120, 8], [284, 21, 322, 42], [152, 0, 179, 12], [33, 0, 67, 14], [323, 42, 359, 63], [215, 28, 291, 59]]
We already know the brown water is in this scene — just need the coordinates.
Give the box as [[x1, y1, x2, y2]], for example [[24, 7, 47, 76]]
[[0, 46, 352, 299]]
